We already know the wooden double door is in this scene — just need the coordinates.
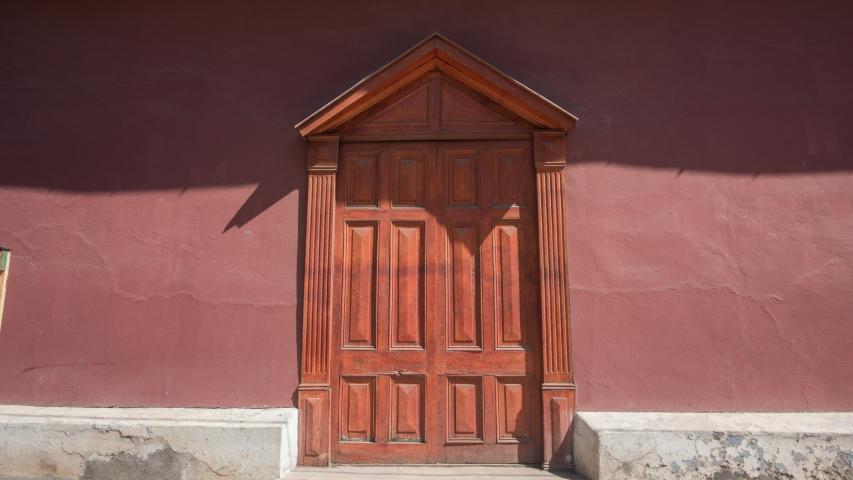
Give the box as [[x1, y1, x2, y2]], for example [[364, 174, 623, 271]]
[[330, 140, 542, 464]]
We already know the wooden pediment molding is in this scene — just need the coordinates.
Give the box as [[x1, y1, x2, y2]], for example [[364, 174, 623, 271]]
[[295, 33, 577, 138]]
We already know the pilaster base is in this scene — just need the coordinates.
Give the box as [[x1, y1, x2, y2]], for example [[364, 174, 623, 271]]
[[541, 384, 576, 470], [297, 385, 331, 467]]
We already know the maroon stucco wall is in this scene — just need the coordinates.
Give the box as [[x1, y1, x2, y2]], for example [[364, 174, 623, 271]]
[[1, 1, 851, 410]]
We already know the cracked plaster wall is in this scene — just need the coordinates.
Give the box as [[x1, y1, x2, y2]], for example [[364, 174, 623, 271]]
[[567, 167, 853, 410], [0, 407, 294, 480], [576, 413, 853, 480], [574, 412, 853, 480], [0, 187, 301, 407], [0, 1, 852, 410], [596, 430, 853, 480]]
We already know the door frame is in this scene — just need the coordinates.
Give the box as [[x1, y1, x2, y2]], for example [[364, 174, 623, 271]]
[[294, 34, 577, 469]]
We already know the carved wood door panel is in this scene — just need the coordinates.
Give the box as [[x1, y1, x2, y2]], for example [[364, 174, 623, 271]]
[[331, 140, 541, 464]]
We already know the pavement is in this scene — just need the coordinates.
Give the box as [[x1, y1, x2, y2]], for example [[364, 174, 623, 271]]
[[285, 465, 584, 479]]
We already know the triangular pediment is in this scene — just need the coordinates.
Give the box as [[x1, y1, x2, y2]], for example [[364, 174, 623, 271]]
[[337, 73, 531, 136], [362, 82, 432, 126], [439, 80, 517, 126], [296, 34, 577, 138]]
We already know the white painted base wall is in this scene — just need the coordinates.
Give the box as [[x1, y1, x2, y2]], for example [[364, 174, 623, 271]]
[[0, 405, 298, 480], [4, 407, 853, 479], [574, 412, 853, 480]]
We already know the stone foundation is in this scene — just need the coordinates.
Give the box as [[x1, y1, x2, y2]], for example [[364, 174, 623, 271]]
[[4, 407, 853, 479], [0, 405, 298, 480], [574, 412, 853, 480]]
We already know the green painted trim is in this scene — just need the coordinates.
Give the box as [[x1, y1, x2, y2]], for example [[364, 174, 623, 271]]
[[0, 250, 8, 272]]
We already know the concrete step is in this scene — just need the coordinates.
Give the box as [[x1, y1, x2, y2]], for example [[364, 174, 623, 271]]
[[285, 465, 586, 479]]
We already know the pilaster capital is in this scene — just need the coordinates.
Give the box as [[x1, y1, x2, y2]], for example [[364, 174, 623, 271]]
[[306, 135, 340, 173], [533, 131, 566, 172]]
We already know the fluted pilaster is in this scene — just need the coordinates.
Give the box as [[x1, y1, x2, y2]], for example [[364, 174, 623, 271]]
[[298, 135, 338, 467], [534, 131, 576, 469]]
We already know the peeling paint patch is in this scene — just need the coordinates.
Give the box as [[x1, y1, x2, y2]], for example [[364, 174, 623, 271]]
[[575, 413, 853, 480], [81, 448, 187, 480], [0, 406, 297, 480], [712, 465, 793, 480], [826, 451, 853, 480]]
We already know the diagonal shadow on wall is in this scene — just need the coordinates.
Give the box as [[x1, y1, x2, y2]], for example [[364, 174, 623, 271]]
[[1, 0, 852, 408]]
